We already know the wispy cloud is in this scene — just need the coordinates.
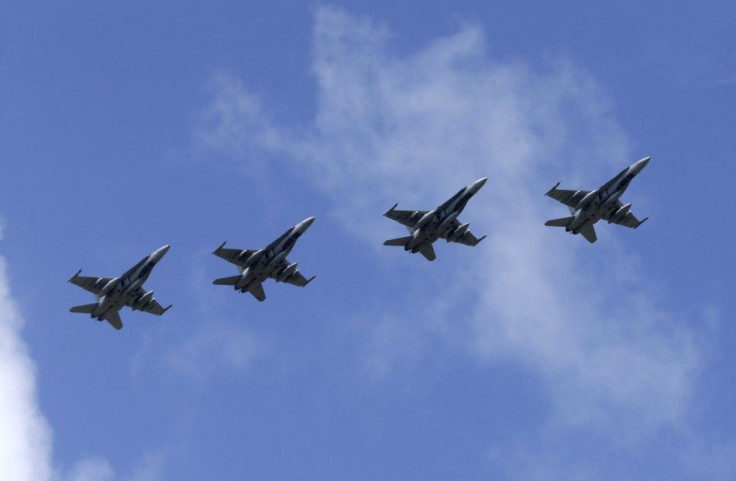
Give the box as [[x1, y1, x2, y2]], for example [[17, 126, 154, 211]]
[[164, 326, 260, 379], [197, 5, 717, 477], [61, 451, 165, 481], [63, 458, 114, 481]]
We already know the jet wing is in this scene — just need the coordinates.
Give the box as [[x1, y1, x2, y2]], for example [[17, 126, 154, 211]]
[[545, 184, 590, 209], [213, 243, 258, 267], [384, 205, 427, 228], [441, 219, 487, 246], [68, 272, 113, 295], [603, 204, 649, 229], [129, 287, 172, 316], [140, 299, 172, 316], [269, 260, 315, 287]]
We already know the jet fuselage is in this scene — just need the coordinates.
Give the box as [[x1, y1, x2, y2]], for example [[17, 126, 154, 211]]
[[234, 217, 314, 292], [565, 157, 649, 235], [91, 245, 170, 320], [405, 177, 486, 254]]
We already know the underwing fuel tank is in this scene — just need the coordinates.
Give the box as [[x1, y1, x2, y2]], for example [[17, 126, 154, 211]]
[[244, 250, 263, 267], [136, 290, 154, 308], [266, 250, 288, 270], [122, 278, 144, 297], [448, 222, 470, 242], [437, 211, 460, 233], [277, 263, 298, 282], [575, 190, 598, 210], [609, 203, 632, 223], [601, 190, 623, 210], [416, 212, 435, 229]]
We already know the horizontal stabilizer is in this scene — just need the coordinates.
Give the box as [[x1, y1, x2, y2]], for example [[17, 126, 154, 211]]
[[580, 224, 597, 243], [419, 244, 436, 261], [249, 282, 266, 302], [70, 303, 97, 314], [384, 236, 412, 247], [544, 216, 574, 228], [213, 275, 241, 286], [104, 310, 123, 330]]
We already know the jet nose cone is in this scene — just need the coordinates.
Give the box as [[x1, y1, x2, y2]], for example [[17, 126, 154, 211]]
[[297, 217, 316, 231], [636, 157, 651, 169], [470, 177, 488, 192], [153, 245, 170, 260]]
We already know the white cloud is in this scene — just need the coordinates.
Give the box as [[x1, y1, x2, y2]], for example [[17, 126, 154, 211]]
[[0, 255, 54, 481], [198, 3, 712, 475]]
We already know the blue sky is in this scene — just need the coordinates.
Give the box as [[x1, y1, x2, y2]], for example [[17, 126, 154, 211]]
[[1, 1, 735, 480]]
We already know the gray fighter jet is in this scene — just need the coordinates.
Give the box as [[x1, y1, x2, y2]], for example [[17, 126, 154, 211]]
[[545, 157, 651, 243], [212, 217, 316, 301], [383, 177, 488, 261], [68, 245, 172, 330]]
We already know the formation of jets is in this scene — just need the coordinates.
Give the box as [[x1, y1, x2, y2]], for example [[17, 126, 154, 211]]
[[68, 157, 651, 329]]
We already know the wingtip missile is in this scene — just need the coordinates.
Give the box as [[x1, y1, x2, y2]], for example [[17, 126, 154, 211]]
[[476, 235, 487, 244], [384, 203, 399, 216], [68, 269, 82, 282], [306, 276, 316, 285], [162, 305, 173, 315], [212, 241, 227, 254], [637, 217, 650, 228], [545, 182, 561, 196]]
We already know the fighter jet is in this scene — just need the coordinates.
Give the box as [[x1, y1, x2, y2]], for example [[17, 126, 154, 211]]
[[545, 157, 651, 243], [68, 245, 172, 330], [383, 177, 488, 261], [212, 217, 316, 301]]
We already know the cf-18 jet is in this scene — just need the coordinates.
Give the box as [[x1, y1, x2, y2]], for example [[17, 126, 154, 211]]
[[545, 157, 651, 243], [383, 177, 488, 261], [212, 217, 316, 301], [68, 245, 173, 330]]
